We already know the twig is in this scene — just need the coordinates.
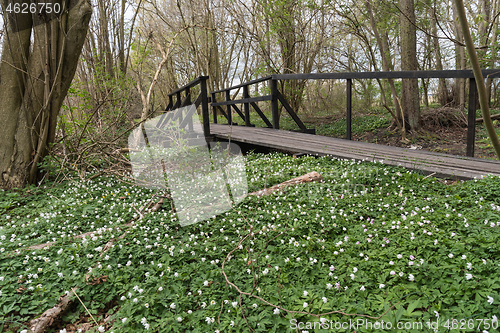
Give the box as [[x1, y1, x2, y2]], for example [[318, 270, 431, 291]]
[[71, 288, 99, 326], [423, 172, 437, 180]]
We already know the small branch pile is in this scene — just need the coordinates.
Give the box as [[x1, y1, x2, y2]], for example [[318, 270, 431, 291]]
[[420, 107, 467, 129]]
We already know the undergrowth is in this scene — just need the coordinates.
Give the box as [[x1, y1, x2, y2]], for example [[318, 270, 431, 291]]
[[0, 153, 499, 332]]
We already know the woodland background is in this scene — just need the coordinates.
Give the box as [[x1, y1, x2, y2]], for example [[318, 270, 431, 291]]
[[1, 0, 500, 187]]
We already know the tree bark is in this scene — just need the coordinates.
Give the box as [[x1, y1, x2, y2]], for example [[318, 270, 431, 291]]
[[98, 0, 115, 79], [0, 5, 32, 189], [0, 0, 92, 189], [400, 0, 420, 130], [486, 0, 498, 105], [118, 0, 126, 74]]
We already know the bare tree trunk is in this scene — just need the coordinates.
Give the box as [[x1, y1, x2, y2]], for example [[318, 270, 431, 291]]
[[453, 0, 466, 110], [277, 0, 300, 115], [400, 0, 420, 130], [0, 8, 32, 188], [478, 0, 491, 64], [98, 0, 115, 79], [422, 78, 429, 107], [430, 7, 449, 106], [366, 0, 402, 126], [454, 0, 500, 159], [118, 0, 126, 74], [486, 0, 498, 105]]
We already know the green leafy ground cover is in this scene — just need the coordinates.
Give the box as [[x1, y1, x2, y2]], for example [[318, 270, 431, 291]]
[[0, 153, 499, 332]]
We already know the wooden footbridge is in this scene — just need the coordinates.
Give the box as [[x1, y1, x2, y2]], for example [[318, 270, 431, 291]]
[[158, 71, 500, 180]]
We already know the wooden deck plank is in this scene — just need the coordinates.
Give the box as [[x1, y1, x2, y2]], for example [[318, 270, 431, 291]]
[[212, 126, 476, 168], [241, 130, 497, 172], [212, 125, 493, 167], [210, 124, 500, 180]]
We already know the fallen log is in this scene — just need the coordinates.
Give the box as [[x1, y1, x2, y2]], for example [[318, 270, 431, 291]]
[[29, 291, 74, 333], [476, 112, 500, 122], [249, 171, 323, 197]]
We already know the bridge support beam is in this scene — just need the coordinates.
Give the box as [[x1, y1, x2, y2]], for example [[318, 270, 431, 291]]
[[200, 77, 210, 139]]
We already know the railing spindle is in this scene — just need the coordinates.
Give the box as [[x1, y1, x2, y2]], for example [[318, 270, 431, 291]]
[[200, 77, 210, 138], [346, 79, 352, 141], [467, 78, 477, 157], [243, 85, 251, 126], [226, 90, 232, 125], [211, 92, 218, 124], [271, 78, 279, 129]]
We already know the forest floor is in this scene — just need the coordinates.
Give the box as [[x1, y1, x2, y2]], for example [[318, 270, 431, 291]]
[[1, 153, 499, 333], [358, 110, 498, 160]]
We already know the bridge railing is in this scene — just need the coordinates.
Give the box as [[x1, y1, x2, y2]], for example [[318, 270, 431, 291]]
[[272, 69, 500, 157], [157, 76, 210, 137], [210, 76, 315, 134]]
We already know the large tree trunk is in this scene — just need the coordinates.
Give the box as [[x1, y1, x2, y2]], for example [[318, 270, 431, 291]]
[[0, 0, 92, 189], [0, 5, 33, 189], [400, 0, 420, 130]]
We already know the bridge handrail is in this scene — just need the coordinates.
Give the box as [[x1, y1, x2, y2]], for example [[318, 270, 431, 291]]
[[208, 69, 500, 157], [159, 76, 210, 137], [168, 76, 209, 96], [211, 76, 273, 94], [162, 69, 500, 157], [271, 69, 500, 80]]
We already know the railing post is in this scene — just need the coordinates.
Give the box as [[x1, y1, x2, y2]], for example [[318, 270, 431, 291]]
[[185, 87, 193, 131], [271, 78, 279, 129], [467, 78, 477, 157], [176, 91, 182, 110], [211, 93, 218, 124], [243, 84, 251, 126], [226, 90, 232, 125], [175, 91, 183, 123], [200, 77, 210, 138], [346, 79, 352, 140], [185, 87, 191, 105], [167, 95, 173, 111]]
